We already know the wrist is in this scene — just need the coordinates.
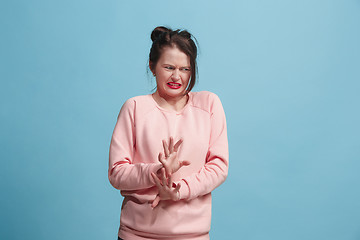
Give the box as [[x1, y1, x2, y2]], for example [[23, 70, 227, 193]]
[[178, 179, 190, 200]]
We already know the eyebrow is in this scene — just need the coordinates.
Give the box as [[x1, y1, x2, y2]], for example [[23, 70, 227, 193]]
[[162, 64, 191, 68]]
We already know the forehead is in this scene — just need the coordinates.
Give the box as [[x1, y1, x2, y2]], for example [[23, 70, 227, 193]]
[[158, 46, 190, 66]]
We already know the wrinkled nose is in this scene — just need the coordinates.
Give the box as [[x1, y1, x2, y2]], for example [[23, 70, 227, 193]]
[[171, 70, 181, 81]]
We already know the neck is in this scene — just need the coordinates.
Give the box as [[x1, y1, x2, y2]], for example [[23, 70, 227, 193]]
[[152, 91, 189, 112]]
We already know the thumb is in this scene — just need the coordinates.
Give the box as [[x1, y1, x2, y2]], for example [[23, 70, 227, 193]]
[[158, 153, 165, 165], [152, 195, 160, 208]]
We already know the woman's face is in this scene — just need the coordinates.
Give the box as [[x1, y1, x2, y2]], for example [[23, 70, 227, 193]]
[[152, 46, 191, 100]]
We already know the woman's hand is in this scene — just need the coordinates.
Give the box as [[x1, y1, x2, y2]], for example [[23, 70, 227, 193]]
[[151, 168, 181, 208], [158, 137, 190, 176]]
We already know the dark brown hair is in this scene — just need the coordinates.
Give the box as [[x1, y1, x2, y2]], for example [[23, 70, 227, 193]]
[[149, 26, 198, 93]]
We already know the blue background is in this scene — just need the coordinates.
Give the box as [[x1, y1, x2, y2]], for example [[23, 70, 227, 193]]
[[1, 0, 360, 239]]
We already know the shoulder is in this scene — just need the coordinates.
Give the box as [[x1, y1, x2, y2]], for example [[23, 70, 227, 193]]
[[120, 94, 156, 115], [190, 91, 223, 114], [123, 95, 151, 106]]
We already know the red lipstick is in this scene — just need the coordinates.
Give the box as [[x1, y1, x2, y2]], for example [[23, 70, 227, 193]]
[[167, 82, 181, 89]]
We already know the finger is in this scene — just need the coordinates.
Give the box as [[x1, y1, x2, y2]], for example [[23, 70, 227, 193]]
[[164, 166, 171, 177], [161, 168, 167, 186], [169, 137, 174, 153], [160, 162, 171, 178], [180, 160, 191, 167], [162, 140, 169, 158], [158, 153, 165, 165], [168, 174, 173, 188], [152, 195, 160, 208], [151, 172, 162, 187], [173, 139, 183, 152], [174, 182, 181, 192], [171, 182, 181, 201]]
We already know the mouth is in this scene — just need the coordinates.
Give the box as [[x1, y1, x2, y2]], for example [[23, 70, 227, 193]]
[[167, 82, 181, 89]]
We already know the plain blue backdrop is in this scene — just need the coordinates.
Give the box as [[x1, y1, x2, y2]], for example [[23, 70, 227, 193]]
[[1, 0, 360, 239]]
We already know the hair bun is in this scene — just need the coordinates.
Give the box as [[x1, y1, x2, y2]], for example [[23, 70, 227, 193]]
[[178, 30, 191, 40], [151, 26, 171, 42]]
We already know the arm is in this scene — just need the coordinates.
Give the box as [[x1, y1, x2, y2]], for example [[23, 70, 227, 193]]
[[108, 99, 162, 191], [178, 94, 229, 200]]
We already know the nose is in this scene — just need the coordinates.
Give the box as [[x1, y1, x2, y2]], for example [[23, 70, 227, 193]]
[[171, 69, 181, 81]]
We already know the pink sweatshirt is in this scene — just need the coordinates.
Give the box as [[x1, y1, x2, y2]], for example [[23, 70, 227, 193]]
[[109, 91, 228, 240]]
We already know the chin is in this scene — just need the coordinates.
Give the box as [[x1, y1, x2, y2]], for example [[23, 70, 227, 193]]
[[163, 90, 185, 99]]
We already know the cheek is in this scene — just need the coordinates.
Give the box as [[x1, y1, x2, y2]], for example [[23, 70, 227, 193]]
[[162, 70, 172, 78], [183, 73, 191, 83], [156, 73, 170, 87]]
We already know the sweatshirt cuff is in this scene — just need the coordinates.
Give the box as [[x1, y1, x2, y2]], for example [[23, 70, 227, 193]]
[[178, 179, 190, 200], [148, 163, 163, 185]]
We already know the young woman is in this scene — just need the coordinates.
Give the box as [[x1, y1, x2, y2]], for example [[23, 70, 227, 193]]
[[109, 26, 229, 240]]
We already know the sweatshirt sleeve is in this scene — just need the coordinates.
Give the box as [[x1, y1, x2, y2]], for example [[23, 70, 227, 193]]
[[178, 94, 229, 200], [108, 98, 162, 191]]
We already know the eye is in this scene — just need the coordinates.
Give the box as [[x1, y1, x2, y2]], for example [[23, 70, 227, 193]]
[[181, 68, 191, 72], [165, 66, 174, 70]]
